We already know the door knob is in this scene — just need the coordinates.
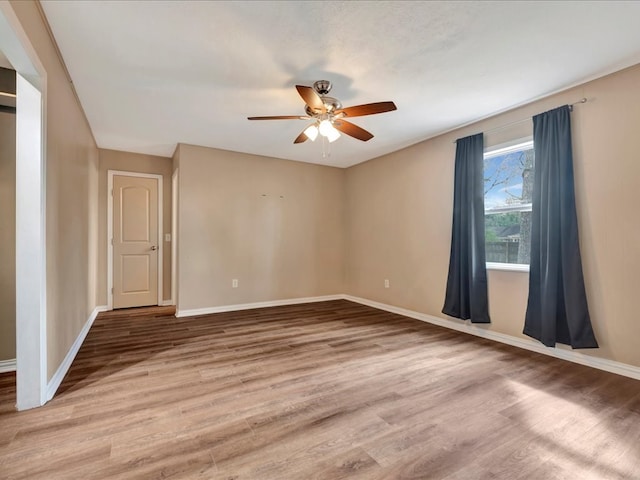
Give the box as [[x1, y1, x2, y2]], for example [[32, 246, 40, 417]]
[[150, 245, 157, 251]]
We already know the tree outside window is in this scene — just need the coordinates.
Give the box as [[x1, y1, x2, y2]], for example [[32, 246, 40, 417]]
[[484, 140, 534, 266]]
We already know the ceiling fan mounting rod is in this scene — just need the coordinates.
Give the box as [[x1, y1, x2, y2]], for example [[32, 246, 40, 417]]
[[313, 80, 332, 95]]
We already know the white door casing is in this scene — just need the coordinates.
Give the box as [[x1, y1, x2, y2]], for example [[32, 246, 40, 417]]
[[171, 168, 178, 307], [1, 1, 48, 410]]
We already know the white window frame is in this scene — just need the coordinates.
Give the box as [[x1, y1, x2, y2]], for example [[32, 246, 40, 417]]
[[484, 138, 533, 272]]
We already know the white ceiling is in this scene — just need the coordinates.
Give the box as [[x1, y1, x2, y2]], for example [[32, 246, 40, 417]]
[[40, 1, 640, 168]]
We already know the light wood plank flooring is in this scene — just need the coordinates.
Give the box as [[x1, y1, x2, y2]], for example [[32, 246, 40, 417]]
[[1, 300, 639, 479]]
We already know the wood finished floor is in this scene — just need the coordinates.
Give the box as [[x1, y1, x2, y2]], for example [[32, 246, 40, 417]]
[[1, 300, 639, 480]]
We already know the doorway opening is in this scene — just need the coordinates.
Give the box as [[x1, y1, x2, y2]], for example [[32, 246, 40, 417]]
[[0, 65, 16, 395], [0, 3, 47, 410]]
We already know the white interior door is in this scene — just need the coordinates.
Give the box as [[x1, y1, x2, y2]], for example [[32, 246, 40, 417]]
[[112, 175, 159, 308]]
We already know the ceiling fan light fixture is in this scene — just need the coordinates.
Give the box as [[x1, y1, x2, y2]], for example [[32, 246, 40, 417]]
[[304, 124, 319, 141], [318, 119, 334, 136], [326, 126, 341, 143], [318, 119, 340, 142]]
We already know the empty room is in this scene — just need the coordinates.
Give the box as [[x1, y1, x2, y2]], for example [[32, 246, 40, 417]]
[[1, 1, 639, 479]]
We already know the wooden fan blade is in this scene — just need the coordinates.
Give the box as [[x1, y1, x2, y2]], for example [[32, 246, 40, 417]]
[[295, 85, 326, 113], [293, 130, 308, 144], [333, 120, 374, 142], [247, 115, 309, 120], [335, 101, 397, 118]]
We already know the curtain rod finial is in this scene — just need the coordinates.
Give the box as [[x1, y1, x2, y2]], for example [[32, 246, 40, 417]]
[[569, 98, 587, 111]]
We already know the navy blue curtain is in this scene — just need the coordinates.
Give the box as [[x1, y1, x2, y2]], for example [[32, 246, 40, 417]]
[[523, 105, 598, 348], [442, 133, 490, 323]]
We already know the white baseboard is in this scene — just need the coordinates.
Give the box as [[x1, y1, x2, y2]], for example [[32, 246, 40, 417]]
[[176, 294, 343, 318], [0, 358, 16, 373], [49, 297, 638, 385], [343, 295, 640, 381], [46, 305, 108, 401]]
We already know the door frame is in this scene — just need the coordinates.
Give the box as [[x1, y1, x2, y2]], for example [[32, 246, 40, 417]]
[[107, 170, 163, 310], [1, 1, 48, 410], [171, 168, 178, 308]]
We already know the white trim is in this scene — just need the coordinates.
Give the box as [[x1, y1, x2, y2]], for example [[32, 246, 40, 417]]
[[107, 170, 164, 309], [343, 295, 640, 381], [484, 138, 533, 159], [1, 0, 50, 411], [0, 359, 16, 373], [171, 169, 178, 309], [15, 73, 47, 410], [486, 203, 532, 214], [176, 295, 343, 318], [159, 299, 174, 306], [0, 4, 44, 84], [486, 262, 530, 273], [46, 305, 108, 401]]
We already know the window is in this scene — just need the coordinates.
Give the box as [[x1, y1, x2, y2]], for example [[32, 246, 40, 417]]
[[484, 139, 534, 270]]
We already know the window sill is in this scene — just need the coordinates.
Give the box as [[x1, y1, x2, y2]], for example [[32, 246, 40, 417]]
[[486, 262, 530, 273]]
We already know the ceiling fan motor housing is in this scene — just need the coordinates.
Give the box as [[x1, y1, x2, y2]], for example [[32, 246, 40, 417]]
[[305, 96, 342, 117]]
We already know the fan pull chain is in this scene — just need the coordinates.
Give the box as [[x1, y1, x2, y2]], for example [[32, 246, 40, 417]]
[[321, 135, 331, 158]]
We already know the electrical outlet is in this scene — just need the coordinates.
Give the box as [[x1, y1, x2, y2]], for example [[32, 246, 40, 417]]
[[384, 279, 390, 288], [232, 279, 238, 288]]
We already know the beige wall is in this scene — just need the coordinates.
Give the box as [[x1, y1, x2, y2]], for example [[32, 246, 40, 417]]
[[176, 144, 345, 311], [0, 110, 15, 361], [346, 63, 640, 368], [97, 149, 173, 304], [10, 1, 100, 380]]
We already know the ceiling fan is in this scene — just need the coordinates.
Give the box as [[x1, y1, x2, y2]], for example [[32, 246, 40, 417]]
[[248, 80, 397, 144]]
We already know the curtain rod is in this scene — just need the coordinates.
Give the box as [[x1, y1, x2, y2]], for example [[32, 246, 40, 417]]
[[452, 98, 588, 143]]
